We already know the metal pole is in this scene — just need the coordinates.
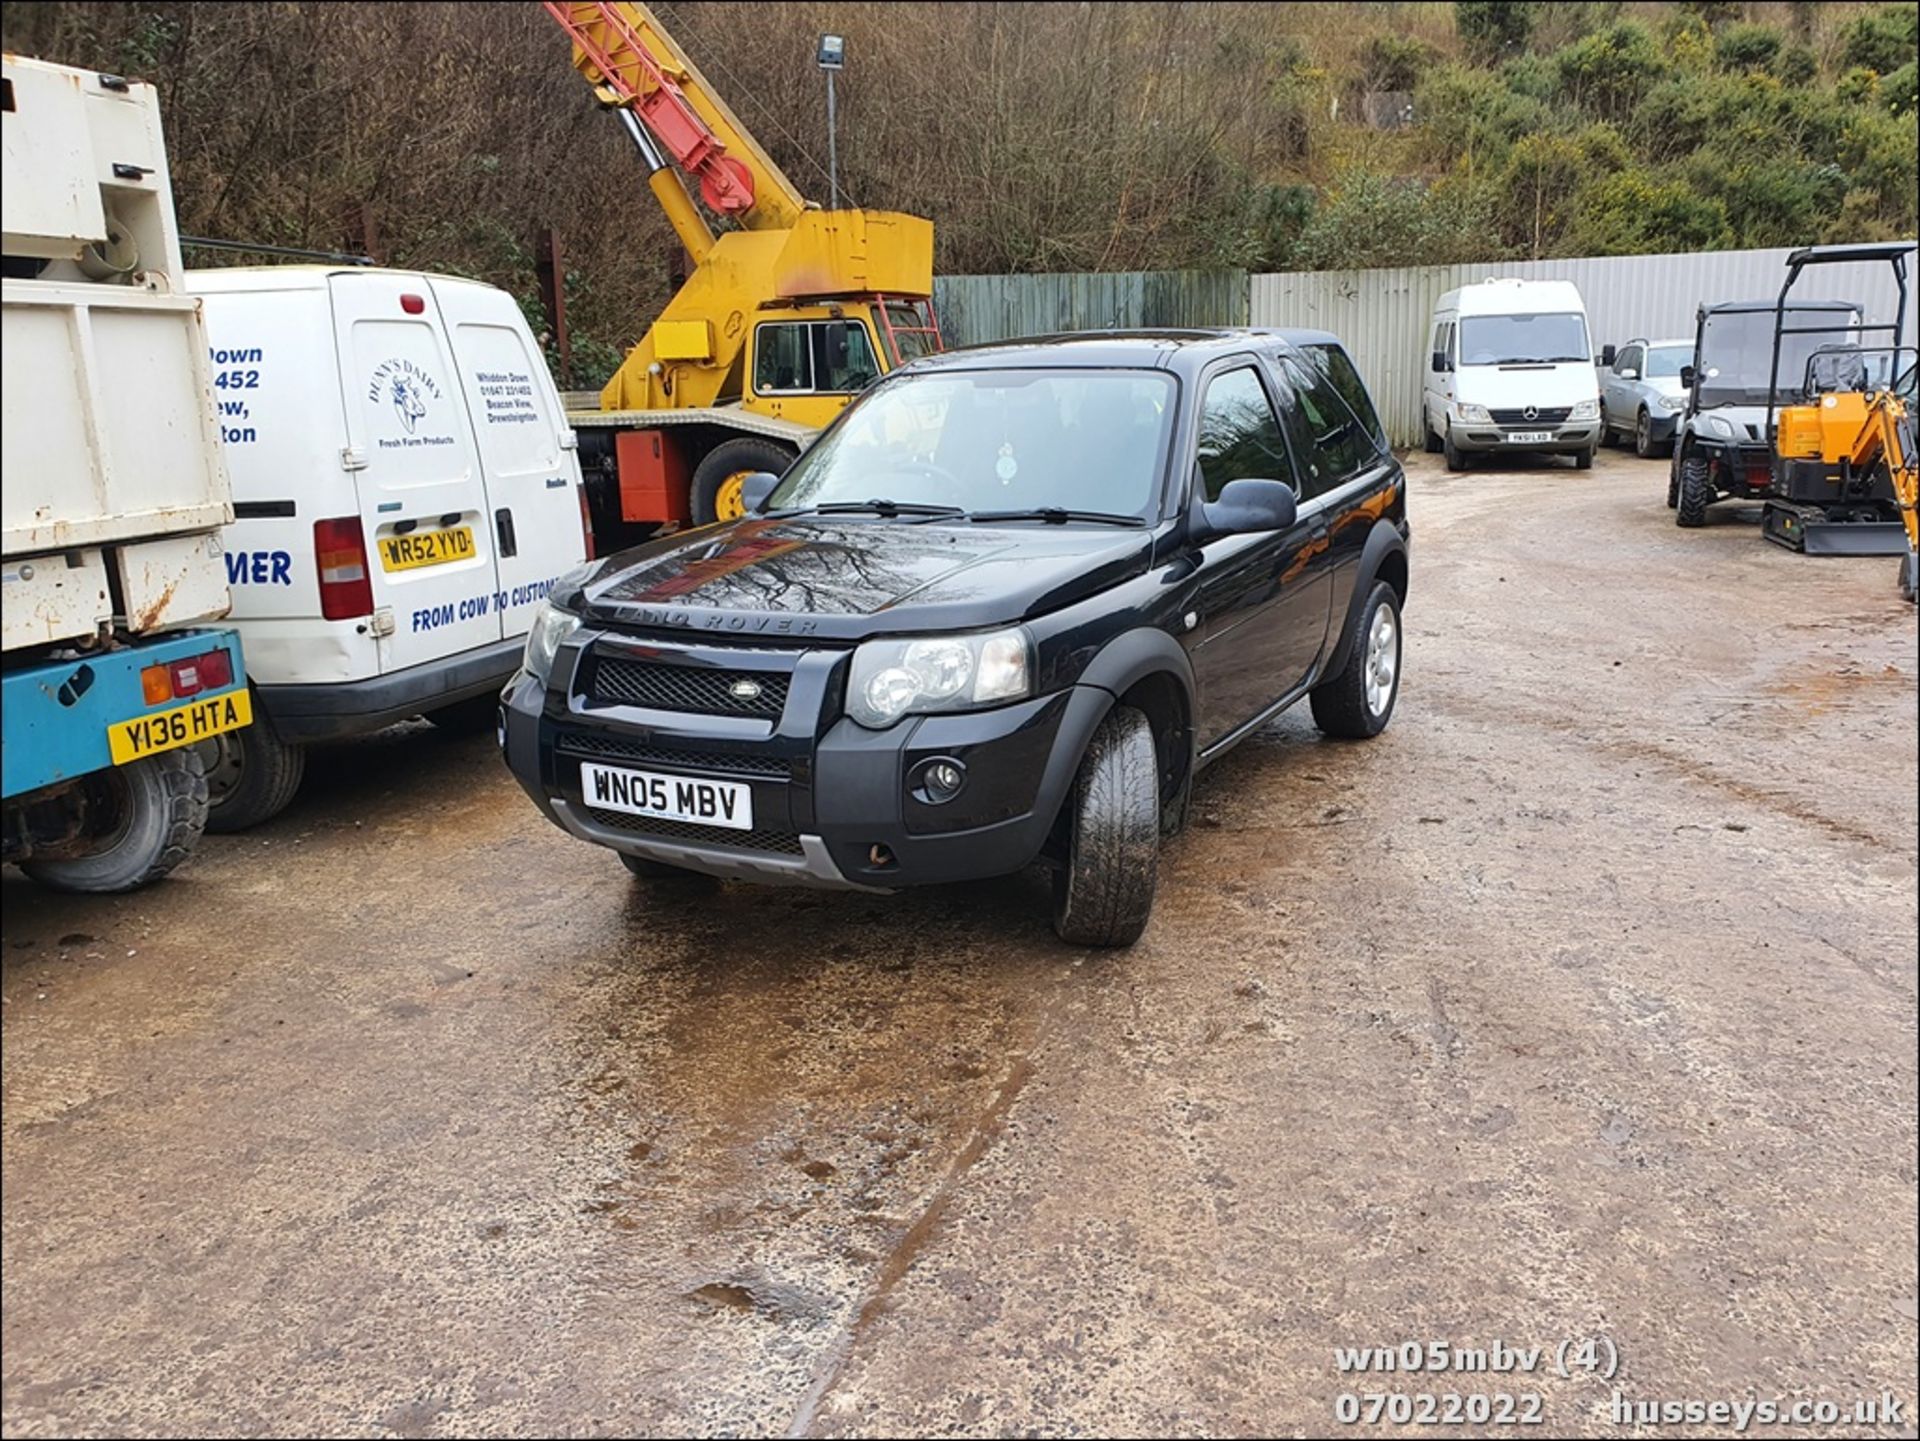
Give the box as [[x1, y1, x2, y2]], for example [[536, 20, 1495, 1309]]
[[825, 69, 839, 211]]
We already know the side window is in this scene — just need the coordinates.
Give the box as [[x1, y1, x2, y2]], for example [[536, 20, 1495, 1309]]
[[1443, 322, 1457, 368], [813, 322, 879, 393], [755, 321, 880, 395], [1618, 344, 1643, 375], [755, 323, 811, 393], [1272, 354, 1374, 499], [1431, 323, 1446, 362], [1301, 344, 1388, 457], [1195, 366, 1296, 502]]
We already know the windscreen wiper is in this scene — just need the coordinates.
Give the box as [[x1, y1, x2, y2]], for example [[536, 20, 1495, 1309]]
[[965, 507, 1147, 527], [807, 499, 965, 518]]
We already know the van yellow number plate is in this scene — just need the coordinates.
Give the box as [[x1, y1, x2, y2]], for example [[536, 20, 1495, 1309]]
[[107, 688, 253, 765], [379, 525, 476, 572]]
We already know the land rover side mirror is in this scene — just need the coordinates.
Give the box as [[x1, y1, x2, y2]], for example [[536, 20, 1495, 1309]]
[[1201, 478, 1297, 538], [1600, 344, 1617, 368], [739, 472, 781, 514], [1680, 364, 1697, 390], [1618, 367, 1638, 380]]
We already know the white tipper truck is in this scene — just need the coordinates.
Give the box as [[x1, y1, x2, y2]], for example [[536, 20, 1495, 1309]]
[[2, 55, 253, 892]]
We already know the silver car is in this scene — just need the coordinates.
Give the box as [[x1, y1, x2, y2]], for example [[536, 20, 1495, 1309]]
[[1600, 338, 1692, 457]]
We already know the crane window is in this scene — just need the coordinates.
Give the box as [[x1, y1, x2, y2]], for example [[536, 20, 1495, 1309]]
[[754, 321, 880, 395]]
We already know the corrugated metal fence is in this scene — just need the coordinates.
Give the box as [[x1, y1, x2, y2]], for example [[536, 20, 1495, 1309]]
[[1250, 246, 1919, 447], [934, 269, 1248, 349]]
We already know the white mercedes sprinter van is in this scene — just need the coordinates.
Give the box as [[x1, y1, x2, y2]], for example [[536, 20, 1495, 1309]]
[[1422, 279, 1603, 471], [185, 267, 590, 829]]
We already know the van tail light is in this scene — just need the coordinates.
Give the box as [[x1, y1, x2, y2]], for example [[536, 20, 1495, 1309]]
[[576, 481, 596, 561], [314, 516, 374, 620]]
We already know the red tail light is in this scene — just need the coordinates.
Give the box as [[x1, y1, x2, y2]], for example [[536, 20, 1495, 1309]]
[[198, 647, 234, 689], [576, 481, 596, 560], [314, 516, 374, 620]]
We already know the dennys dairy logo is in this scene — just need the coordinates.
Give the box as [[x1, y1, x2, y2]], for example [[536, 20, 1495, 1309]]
[[367, 358, 443, 435]]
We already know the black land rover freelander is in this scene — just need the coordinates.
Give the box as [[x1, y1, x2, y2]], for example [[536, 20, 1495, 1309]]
[[501, 330, 1409, 946]]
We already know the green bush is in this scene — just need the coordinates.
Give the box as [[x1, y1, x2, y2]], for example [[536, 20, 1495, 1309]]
[[1840, 4, 1919, 74], [1773, 44, 1818, 86], [1415, 63, 1553, 170], [1572, 170, 1732, 254], [1359, 34, 1441, 93], [1881, 60, 1918, 115], [1556, 20, 1668, 122], [1291, 170, 1504, 270], [1715, 23, 1783, 72], [1456, 2, 1539, 64]]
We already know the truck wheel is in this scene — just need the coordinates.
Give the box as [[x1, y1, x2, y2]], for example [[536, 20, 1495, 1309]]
[[424, 693, 501, 735], [1574, 445, 1594, 470], [691, 438, 794, 525], [1676, 454, 1713, 527], [1423, 417, 1442, 453], [22, 749, 209, 893], [1442, 423, 1467, 473], [1309, 581, 1402, 740], [1051, 705, 1158, 949], [201, 714, 306, 833]]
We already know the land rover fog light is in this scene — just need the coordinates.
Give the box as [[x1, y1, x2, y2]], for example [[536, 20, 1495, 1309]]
[[914, 756, 967, 805]]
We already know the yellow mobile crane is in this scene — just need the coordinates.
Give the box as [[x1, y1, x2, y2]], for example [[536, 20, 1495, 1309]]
[[544, 2, 943, 537]]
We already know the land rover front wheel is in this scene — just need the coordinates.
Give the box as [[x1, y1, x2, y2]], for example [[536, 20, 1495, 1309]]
[[1051, 706, 1159, 948]]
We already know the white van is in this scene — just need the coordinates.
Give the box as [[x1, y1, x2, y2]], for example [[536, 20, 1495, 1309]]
[[1422, 279, 1602, 471], [184, 267, 589, 829]]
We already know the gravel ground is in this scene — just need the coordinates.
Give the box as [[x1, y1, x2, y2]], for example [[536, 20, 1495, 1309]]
[[3, 446, 1915, 1438]]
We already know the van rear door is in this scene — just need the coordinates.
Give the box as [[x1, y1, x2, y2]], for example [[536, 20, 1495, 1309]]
[[330, 271, 497, 673], [431, 278, 587, 641]]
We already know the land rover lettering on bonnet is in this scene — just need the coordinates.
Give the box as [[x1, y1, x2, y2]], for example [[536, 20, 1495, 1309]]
[[500, 330, 1410, 946]]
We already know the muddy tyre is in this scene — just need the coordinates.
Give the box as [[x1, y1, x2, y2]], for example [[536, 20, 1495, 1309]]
[[1423, 418, 1442, 454], [1309, 581, 1403, 740], [202, 710, 306, 833], [1442, 423, 1467, 473], [23, 748, 209, 893], [1574, 445, 1594, 471], [1676, 454, 1713, 528], [1051, 705, 1159, 948], [690, 438, 794, 525]]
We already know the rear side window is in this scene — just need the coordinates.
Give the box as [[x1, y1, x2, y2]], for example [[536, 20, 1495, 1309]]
[[1194, 366, 1295, 502], [1300, 344, 1388, 457], [1271, 352, 1380, 499]]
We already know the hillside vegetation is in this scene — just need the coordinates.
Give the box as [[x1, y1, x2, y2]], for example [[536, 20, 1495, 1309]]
[[3, 1, 1914, 384]]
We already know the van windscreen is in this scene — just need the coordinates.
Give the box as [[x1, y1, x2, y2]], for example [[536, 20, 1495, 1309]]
[[1459, 313, 1590, 366]]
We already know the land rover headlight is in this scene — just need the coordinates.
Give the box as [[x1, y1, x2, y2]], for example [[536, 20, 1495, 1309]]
[[1704, 414, 1735, 439], [847, 628, 1032, 729], [1569, 399, 1599, 421], [1455, 402, 1493, 424], [523, 599, 581, 685]]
